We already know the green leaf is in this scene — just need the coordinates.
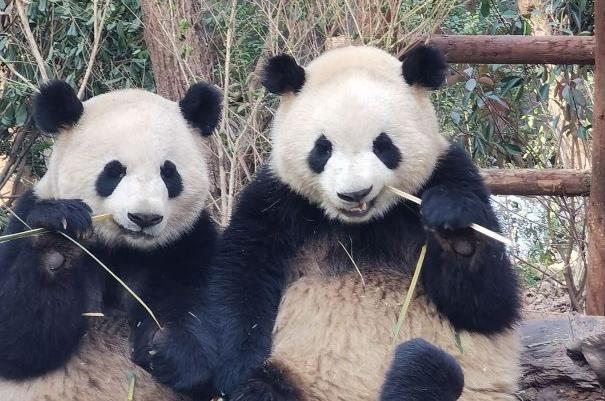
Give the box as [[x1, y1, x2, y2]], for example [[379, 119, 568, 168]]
[[504, 143, 522, 154], [500, 76, 523, 95], [14, 103, 27, 126], [539, 84, 549, 102], [576, 126, 588, 140], [480, 0, 490, 18], [465, 78, 477, 92], [67, 21, 77, 36], [501, 9, 517, 19], [451, 111, 461, 125]]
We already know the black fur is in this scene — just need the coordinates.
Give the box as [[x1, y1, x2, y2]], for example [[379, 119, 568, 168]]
[[161, 160, 184, 198], [307, 134, 332, 173], [373, 132, 401, 169], [210, 143, 519, 398], [179, 83, 222, 136], [95, 160, 127, 197], [33, 80, 83, 133], [231, 363, 301, 401], [0, 191, 218, 399], [380, 339, 464, 401], [420, 145, 520, 333], [261, 54, 306, 95], [401, 45, 448, 90]]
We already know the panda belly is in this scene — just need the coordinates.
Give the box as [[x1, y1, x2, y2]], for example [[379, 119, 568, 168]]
[[271, 271, 520, 401], [0, 316, 186, 401]]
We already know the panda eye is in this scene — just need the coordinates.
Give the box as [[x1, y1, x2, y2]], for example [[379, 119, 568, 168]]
[[104, 160, 126, 179], [373, 133, 401, 170], [161, 160, 183, 198], [307, 134, 332, 174], [96, 160, 126, 197], [161, 160, 177, 178]]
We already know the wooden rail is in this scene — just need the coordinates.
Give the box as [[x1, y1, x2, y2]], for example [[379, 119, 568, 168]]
[[481, 169, 591, 196], [428, 35, 595, 65]]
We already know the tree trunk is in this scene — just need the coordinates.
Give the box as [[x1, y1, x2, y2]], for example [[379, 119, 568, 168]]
[[140, 0, 223, 217], [140, 0, 214, 100]]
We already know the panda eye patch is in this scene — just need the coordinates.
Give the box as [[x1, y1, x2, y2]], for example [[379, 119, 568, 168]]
[[96, 160, 126, 197], [373, 133, 401, 169], [161, 160, 183, 198], [307, 134, 333, 174]]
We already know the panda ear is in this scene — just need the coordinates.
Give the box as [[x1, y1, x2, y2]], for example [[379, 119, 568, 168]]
[[33, 80, 83, 133], [261, 54, 306, 95], [401, 45, 448, 90], [179, 83, 223, 136]]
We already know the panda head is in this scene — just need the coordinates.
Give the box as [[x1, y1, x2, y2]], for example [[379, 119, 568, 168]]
[[32, 81, 221, 249], [263, 45, 449, 223]]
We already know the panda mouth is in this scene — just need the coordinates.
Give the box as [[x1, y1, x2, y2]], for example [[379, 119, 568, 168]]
[[338, 198, 376, 218], [114, 221, 156, 239]]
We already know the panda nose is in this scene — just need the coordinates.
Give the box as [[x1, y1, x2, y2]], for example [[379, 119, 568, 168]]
[[337, 186, 373, 203], [127, 213, 163, 229]]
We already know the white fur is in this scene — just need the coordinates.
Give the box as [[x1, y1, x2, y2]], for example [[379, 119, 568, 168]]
[[35, 89, 211, 249], [269, 46, 448, 223]]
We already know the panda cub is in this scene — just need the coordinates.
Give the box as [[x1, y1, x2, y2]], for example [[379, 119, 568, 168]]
[[208, 46, 520, 401], [0, 81, 221, 401]]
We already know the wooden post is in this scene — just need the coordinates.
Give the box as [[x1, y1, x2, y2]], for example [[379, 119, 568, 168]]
[[427, 35, 595, 65], [587, 2, 605, 316], [481, 169, 591, 196]]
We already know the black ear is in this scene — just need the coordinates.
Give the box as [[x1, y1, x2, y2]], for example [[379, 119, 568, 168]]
[[401, 45, 448, 90], [33, 81, 83, 133], [261, 54, 306, 95], [179, 83, 222, 136]]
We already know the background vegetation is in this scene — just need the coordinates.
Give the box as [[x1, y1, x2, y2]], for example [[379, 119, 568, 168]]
[[0, 0, 596, 311]]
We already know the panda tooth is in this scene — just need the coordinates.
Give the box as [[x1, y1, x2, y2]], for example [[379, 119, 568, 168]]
[[360, 202, 368, 211]]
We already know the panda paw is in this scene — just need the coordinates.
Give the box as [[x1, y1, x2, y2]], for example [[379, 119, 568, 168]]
[[380, 339, 464, 401], [25, 199, 92, 274], [231, 362, 300, 401], [420, 187, 488, 256], [27, 199, 93, 239], [141, 327, 213, 393]]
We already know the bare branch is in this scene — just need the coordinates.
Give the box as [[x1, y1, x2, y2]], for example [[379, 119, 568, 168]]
[[14, 0, 48, 81]]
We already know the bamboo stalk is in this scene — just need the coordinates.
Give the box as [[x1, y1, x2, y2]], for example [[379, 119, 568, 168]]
[[386, 186, 512, 246], [0, 214, 112, 243]]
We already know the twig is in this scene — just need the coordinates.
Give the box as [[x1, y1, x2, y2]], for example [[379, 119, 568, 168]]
[[78, 0, 111, 99], [216, 0, 238, 226], [15, 0, 48, 81], [0, 214, 112, 243], [386, 186, 512, 246], [0, 56, 39, 91]]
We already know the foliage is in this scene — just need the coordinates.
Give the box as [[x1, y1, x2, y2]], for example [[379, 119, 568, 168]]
[[1, 0, 154, 181]]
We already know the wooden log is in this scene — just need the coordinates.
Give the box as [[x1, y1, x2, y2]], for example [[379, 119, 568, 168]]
[[481, 169, 591, 196], [587, 2, 605, 316], [518, 315, 605, 400], [427, 35, 595, 65]]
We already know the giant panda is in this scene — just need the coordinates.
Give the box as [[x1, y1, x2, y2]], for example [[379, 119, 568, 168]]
[[0, 81, 222, 401], [203, 46, 521, 401]]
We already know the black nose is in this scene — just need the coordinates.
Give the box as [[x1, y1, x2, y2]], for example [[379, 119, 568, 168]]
[[337, 186, 373, 203], [127, 213, 163, 229]]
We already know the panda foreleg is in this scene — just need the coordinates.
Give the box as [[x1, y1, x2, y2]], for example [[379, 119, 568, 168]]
[[130, 296, 218, 398], [380, 339, 464, 401], [0, 191, 91, 379], [418, 146, 520, 334]]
